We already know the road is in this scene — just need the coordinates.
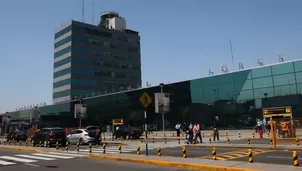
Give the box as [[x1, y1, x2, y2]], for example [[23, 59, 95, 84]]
[[0, 149, 196, 171]]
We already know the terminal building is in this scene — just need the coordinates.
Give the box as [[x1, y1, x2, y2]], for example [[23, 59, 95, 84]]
[[1, 59, 302, 132]]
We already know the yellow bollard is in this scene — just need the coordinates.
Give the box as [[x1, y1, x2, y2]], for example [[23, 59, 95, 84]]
[[164, 137, 167, 144], [65, 142, 69, 152], [39, 141, 41, 147], [130, 136, 132, 142], [77, 143, 80, 153], [296, 137, 299, 146], [157, 146, 161, 156], [137, 145, 140, 155], [209, 137, 212, 144], [293, 151, 299, 166], [47, 141, 50, 148], [19, 141, 22, 146], [118, 144, 122, 154], [247, 137, 250, 144], [212, 148, 216, 160], [56, 141, 59, 150], [238, 132, 241, 139], [141, 139, 144, 143], [103, 143, 106, 154], [252, 131, 255, 138], [248, 149, 253, 163], [202, 132, 204, 138], [270, 138, 273, 145], [152, 137, 155, 143], [267, 131, 270, 137], [89, 143, 92, 153], [182, 146, 187, 158], [227, 137, 230, 144], [225, 131, 228, 137]]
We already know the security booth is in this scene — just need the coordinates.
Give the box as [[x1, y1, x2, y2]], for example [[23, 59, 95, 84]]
[[112, 119, 123, 137]]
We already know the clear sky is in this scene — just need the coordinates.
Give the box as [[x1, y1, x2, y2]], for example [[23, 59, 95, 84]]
[[0, 0, 301, 113]]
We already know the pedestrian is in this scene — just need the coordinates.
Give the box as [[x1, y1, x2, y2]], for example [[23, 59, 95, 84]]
[[193, 122, 202, 144], [175, 123, 181, 137], [213, 126, 219, 141], [259, 126, 263, 140], [95, 127, 100, 144]]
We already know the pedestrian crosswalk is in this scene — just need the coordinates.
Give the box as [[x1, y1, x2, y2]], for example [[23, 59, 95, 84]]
[[0, 152, 85, 166], [67, 142, 182, 154]]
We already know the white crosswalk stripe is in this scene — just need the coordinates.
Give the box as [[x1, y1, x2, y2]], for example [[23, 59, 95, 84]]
[[0, 152, 84, 166]]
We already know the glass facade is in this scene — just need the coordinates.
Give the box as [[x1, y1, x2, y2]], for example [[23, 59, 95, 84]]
[[5, 60, 302, 130]]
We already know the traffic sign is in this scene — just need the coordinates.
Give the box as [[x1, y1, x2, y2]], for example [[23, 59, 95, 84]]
[[262, 106, 292, 117], [139, 92, 152, 109]]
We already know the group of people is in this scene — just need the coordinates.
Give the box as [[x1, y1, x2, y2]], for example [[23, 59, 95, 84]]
[[175, 122, 220, 144]]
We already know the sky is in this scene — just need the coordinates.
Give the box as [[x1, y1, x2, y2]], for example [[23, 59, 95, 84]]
[[0, 0, 301, 113]]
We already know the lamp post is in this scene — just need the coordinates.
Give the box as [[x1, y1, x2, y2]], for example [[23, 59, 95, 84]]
[[159, 83, 165, 132]]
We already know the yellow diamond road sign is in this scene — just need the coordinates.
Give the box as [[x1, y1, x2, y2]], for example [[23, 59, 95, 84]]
[[139, 92, 152, 109]]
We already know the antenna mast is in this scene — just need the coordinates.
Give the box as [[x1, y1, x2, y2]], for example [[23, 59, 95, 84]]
[[229, 40, 235, 70], [82, 0, 85, 22], [92, 1, 94, 24]]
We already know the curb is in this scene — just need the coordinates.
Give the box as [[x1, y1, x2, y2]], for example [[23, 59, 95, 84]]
[[87, 155, 260, 171], [185, 145, 302, 151], [0, 146, 41, 153]]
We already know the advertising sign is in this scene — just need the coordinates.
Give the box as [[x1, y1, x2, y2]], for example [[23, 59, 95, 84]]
[[155, 93, 170, 113], [74, 104, 87, 119]]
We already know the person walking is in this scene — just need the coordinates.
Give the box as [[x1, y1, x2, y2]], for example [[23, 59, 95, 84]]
[[259, 126, 263, 140], [213, 126, 219, 142], [193, 122, 202, 144], [175, 123, 181, 137]]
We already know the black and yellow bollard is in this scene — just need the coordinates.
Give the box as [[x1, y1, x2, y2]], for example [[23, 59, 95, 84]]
[[178, 137, 180, 144], [182, 146, 187, 158], [209, 137, 212, 144], [47, 141, 50, 148], [252, 131, 255, 138], [296, 137, 299, 146], [164, 137, 167, 144], [293, 151, 299, 166], [238, 132, 241, 139], [65, 142, 69, 152], [157, 146, 161, 156], [267, 131, 270, 137], [39, 141, 41, 147], [118, 144, 122, 154], [227, 137, 230, 144], [225, 131, 228, 137], [152, 137, 155, 143], [137, 145, 140, 155], [247, 137, 250, 144], [89, 143, 92, 154], [19, 141, 22, 146], [212, 148, 216, 160], [269, 138, 273, 145], [202, 132, 204, 138], [103, 143, 106, 154], [130, 136, 132, 142], [14, 140, 16, 146], [76, 143, 80, 153], [141, 139, 144, 143], [248, 149, 253, 163], [56, 141, 59, 150]]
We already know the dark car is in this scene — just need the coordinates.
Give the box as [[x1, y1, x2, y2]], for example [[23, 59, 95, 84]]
[[30, 127, 66, 147], [113, 127, 143, 139], [6, 130, 27, 141]]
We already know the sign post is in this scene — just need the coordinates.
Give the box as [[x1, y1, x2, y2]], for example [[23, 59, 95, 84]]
[[139, 92, 152, 156]]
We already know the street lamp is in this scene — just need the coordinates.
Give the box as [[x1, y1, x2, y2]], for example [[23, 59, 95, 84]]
[[159, 83, 165, 132]]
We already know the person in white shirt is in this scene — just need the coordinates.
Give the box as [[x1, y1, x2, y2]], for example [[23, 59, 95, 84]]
[[175, 123, 181, 137]]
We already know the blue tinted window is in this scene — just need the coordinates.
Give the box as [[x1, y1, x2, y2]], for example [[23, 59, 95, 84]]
[[273, 73, 296, 86], [54, 57, 71, 68], [53, 90, 71, 99], [236, 90, 254, 101], [54, 46, 71, 58], [55, 25, 71, 39], [73, 36, 89, 43], [71, 79, 97, 85], [55, 36, 71, 48], [295, 72, 302, 84], [217, 74, 233, 84], [274, 84, 297, 96], [53, 79, 70, 88], [254, 87, 274, 98], [253, 77, 273, 89], [72, 68, 94, 76], [233, 70, 252, 81], [251, 66, 272, 78], [194, 76, 217, 87], [234, 80, 253, 91], [53, 68, 71, 78], [294, 60, 302, 72], [271, 62, 294, 75], [297, 83, 302, 94], [72, 57, 92, 65], [218, 83, 235, 100], [71, 90, 99, 96]]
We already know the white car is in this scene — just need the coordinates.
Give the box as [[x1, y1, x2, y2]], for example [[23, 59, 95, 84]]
[[66, 129, 96, 145]]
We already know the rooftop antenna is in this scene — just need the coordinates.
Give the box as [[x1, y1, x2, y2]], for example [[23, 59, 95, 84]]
[[229, 40, 235, 71], [92, 1, 94, 24], [82, 0, 85, 22]]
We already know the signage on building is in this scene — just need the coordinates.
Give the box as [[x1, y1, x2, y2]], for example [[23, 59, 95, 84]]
[[262, 106, 292, 117], [112, 119, 123, 125], [155, 93, 170, 113], [74, 104, 87, 119]]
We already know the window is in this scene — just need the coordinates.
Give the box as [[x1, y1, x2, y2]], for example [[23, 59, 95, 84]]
[[55, 25, 71, 39], [217, 74, 234, 84], [254, 87, 274, 99], [297, 83, 302, 94], [72, 57, 92, 65], [253, 77, 273, 89], [54, 46, 71, 58], [274, 84, 297, 96], [72, 68, 94, 76], [295, 72, 302, 84], [233, 70, 252, 81], [234, 80, 253, 91], [194, 77, 217, 87], [54, 57, 71, 68], [271, 62, 294, 75], [85, 28, 112, 38], [53, 79, 70, 88], [236, 90, 254, 101], [218, 83, 235, 100], [251, 66, 271, 78], [111, 72, 115, 78], [294, 61, 302, 72], [54, 36, 71, 49], [53, 68, 71, 78], [273, 73, 296, 86], [53, 90, 71, 99]]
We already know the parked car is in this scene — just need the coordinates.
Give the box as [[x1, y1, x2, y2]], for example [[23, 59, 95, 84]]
[[66, 129, 97, 145], [86, 126, 101, 144], [30, 127, 66, 147], [113, 127, 143, 139], [6, 130, 27, 141]]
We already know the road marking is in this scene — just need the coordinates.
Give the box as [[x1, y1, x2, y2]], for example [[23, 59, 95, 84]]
[[15, 154, 56, 161], [32, 153, 74, 159], [24, 163, 40, 167], [47, 152, 86, 157], [266, 156, 292, 159], [0, 159, 16, 165], [0, 156, 37, 163]]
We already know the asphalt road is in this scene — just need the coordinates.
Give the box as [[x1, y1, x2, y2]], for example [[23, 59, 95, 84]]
[[0, 149, 196, 171]]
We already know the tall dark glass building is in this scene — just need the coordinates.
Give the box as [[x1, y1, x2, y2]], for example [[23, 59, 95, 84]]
[[53, 11, 141, 104], [2, 59, 302, 131]]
